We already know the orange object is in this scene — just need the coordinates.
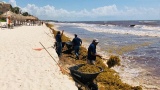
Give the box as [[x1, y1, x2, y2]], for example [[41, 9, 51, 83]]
[[7, 16, 11, 24], [9, 20, 11, 24], [33, 48, 43, 51]]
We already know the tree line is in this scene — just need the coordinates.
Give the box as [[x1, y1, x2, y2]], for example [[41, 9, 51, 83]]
[[10, 6, 31, 16]]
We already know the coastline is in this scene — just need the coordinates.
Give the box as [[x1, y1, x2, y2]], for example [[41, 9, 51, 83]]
[[0, 25, 78, 90], [50, 22, 160, 90], [52, 24, 109, 59], [47, 22, 144, 90]]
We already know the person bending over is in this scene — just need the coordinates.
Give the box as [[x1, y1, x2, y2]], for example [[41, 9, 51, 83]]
[[87, 38, 101, 65]]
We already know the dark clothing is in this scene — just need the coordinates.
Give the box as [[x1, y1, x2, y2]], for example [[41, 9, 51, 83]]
[[72, 37, 82, 46], [56, 42, 62, 56], [74, 45, 80, 59], [56, 34, 62, 42], [87, 43, 96, 60], [72, 37, 82, 59], [55, 34, 62, 56]]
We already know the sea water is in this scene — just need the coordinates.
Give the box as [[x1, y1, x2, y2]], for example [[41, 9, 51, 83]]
[[52, 20, 160, 90]]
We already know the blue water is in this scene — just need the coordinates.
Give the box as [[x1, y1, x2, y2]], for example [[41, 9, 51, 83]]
[[52, 21, 160, 89]]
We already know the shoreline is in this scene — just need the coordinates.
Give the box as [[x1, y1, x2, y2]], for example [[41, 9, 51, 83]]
[[52, 23, 140, 85], [53, 24, 110, 59], [47, 22, 144, 90], [49, 22, 160, 90]]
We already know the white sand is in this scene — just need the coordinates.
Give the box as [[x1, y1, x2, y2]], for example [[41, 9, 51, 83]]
[[0, 25, 78, 90]]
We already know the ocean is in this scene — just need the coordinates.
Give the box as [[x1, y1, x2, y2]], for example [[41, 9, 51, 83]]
[[52, 20, 160, 90]]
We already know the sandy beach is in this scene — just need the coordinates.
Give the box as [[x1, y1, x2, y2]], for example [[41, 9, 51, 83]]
[[0, 25, 77, 90]]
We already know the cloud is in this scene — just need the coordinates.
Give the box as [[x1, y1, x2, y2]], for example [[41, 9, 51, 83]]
[[21, 3, 159, 21], [122, 7, 159, 20], [21, 4, 120, 20], [9, 0, 17, 7], [91, 5, 119, 16]]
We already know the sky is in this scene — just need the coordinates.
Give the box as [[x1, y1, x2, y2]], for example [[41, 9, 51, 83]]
[[2, 0, 160, 21]]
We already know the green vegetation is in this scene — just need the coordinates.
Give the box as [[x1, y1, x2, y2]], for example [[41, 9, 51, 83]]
[[46, 23, 142, 90], [10, 6, 31, 16], [22, 12, 30, 16], [0, 19, 6, 22], [0, 3, 31, 17], [11, 7, 21, 14]]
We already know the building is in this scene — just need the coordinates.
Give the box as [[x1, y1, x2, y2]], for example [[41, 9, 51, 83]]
[[0, 2, 12, 15]]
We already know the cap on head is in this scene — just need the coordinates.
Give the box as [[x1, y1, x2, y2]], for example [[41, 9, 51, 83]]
[[74, 34, 77, 37], [93, 38, 99, 43]]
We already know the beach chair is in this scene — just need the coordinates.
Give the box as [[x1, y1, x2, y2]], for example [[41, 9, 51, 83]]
[[0, 22, 1, 29], [0, 22, 7, 29]]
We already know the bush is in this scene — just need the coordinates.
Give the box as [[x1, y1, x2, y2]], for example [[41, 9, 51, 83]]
[[0, 19, 6, 22]]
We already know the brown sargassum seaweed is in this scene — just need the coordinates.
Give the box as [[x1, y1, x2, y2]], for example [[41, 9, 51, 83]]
[[78, 64, 100, 74]]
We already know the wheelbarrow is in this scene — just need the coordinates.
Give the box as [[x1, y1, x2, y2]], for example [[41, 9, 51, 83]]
[[69, 64, 103, 90], [65, 41, 73, 53]]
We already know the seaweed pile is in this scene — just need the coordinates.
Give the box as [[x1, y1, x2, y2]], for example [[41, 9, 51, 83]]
[[107, 55, 121, 68], [46, 23, 142, 90], [78, 64, 100, 74]]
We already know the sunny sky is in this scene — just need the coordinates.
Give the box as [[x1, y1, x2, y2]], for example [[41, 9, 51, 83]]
[[2, 0, 160, 21]]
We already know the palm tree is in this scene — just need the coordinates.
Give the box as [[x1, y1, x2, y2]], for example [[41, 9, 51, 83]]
[[22, 12, 30, 16], [12, 7, 20, 14]]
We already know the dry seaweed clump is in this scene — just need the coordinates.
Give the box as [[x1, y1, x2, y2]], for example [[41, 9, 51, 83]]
[[96, 72, 142, 90], [46, 23, 54, 28], [107, 55, 121, 68], [78, 64, 101, 74]]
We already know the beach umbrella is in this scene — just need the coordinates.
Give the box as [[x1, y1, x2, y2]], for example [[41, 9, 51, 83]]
[[0, 11, 20, 21], [16, 14, 26, 21], [25, 16, 38, 20], [0, 11, 28, 21], [0, 11, 16, 18]]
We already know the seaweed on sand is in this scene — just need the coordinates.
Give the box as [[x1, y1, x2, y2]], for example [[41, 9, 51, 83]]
[[46, 23, 142, 90], [78, 64, 101, 74]]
